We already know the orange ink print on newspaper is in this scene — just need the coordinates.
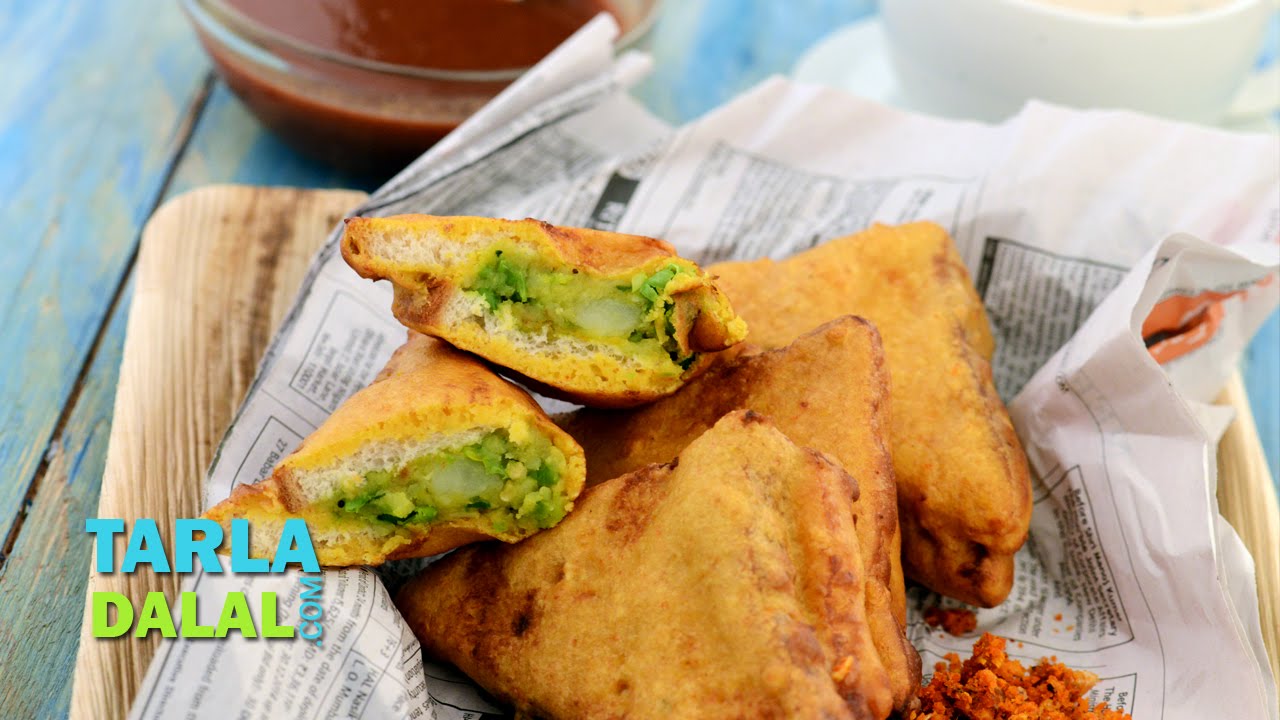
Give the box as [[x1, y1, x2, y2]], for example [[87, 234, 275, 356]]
[[1143, 276, 1274, 364]]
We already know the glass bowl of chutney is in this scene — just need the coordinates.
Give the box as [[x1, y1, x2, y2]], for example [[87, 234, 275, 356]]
[[182, 0, 659, 172]]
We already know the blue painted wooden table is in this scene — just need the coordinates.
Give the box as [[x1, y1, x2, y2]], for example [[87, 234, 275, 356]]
[[0, 1, 1275, 717]]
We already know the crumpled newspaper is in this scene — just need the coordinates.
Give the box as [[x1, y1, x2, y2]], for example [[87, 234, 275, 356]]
[[128, 15, 1279, 720]]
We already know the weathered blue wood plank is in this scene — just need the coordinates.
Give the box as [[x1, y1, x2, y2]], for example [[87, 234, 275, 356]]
[[0, 276, 131, 719], [0, 0, 210, 553], [1243, 309, 1279, 488], [164, 82, 384, 197], [636, 0, 875, 121], [0, 5, 1274, 718], [163, 0, 877, 192], [0, 71, 374, 709]]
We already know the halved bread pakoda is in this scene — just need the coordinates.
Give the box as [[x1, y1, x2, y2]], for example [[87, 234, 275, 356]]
[[397, 411, 894, 720], [341, 215, 747, 407], [204, 332, 586, 566]]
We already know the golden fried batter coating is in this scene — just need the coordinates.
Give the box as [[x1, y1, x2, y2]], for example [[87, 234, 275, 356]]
[[397, 411, 893, 720], [204, 332, 585, 565], [559, 317, 920, 711], [711, 222, 1032, 607], [342, 215, 746, 407]]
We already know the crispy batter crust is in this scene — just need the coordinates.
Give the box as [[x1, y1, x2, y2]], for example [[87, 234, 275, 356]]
[[344, 215, 680, 278], [341, 215, 747, 407], [397, 412, 893, 720], [710, 222, 1032, 608], [203, 332, 586, 566], [558, 317, 921, 711]]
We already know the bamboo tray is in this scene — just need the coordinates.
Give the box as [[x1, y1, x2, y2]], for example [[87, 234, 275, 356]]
[[67, 185, 1279, 719]]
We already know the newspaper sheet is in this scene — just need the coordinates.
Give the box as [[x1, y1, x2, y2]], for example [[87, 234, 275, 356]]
[[127, 14, 1280, 720]]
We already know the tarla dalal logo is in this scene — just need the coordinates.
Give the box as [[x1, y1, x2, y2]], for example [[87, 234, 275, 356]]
[[86, 518, 326, 645]]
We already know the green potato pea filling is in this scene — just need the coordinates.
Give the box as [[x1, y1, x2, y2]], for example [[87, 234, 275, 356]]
[[329, 430, 570, 533], [466, 249, 699, 371]]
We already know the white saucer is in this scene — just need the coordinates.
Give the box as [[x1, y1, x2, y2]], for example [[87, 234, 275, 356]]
[[792, 17, 1279, 132], [791, 19, 909, 111]]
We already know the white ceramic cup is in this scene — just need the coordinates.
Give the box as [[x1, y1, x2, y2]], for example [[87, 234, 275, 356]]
[[880, 0, 1271, 123]]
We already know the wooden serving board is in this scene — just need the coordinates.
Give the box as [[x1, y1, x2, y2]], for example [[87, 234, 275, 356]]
[[68, 186, 367, 720], [68, 185, 1279, 719]]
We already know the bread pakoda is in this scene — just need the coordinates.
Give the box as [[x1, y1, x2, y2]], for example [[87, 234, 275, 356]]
[[711, 222, 1032, 608], [341, 215, 747, 407], [204, 332, 586, 566], [558, 317, 920, 711], [397, 411, 894, 720]]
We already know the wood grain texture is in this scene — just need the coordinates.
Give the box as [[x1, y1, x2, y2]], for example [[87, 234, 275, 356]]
[[1216, 372, 1280, 684], [163, 82, 384, 198], [67, 186, 366, 720], [65, 186, 1277, 719], [1, 32, 382, 720], [0, 275, 131, 719], [0, 0, 210, 546], [1242, 310, 1279, 488], [2, 0, 1276, 714]]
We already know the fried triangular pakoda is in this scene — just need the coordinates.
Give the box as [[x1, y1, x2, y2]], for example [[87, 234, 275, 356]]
[[711, 221, 1032, 607], [397, 411, 894, 720], [559, 316, 921, 711], [341, 215, 747, 407], [204, 332, 586, 566]]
